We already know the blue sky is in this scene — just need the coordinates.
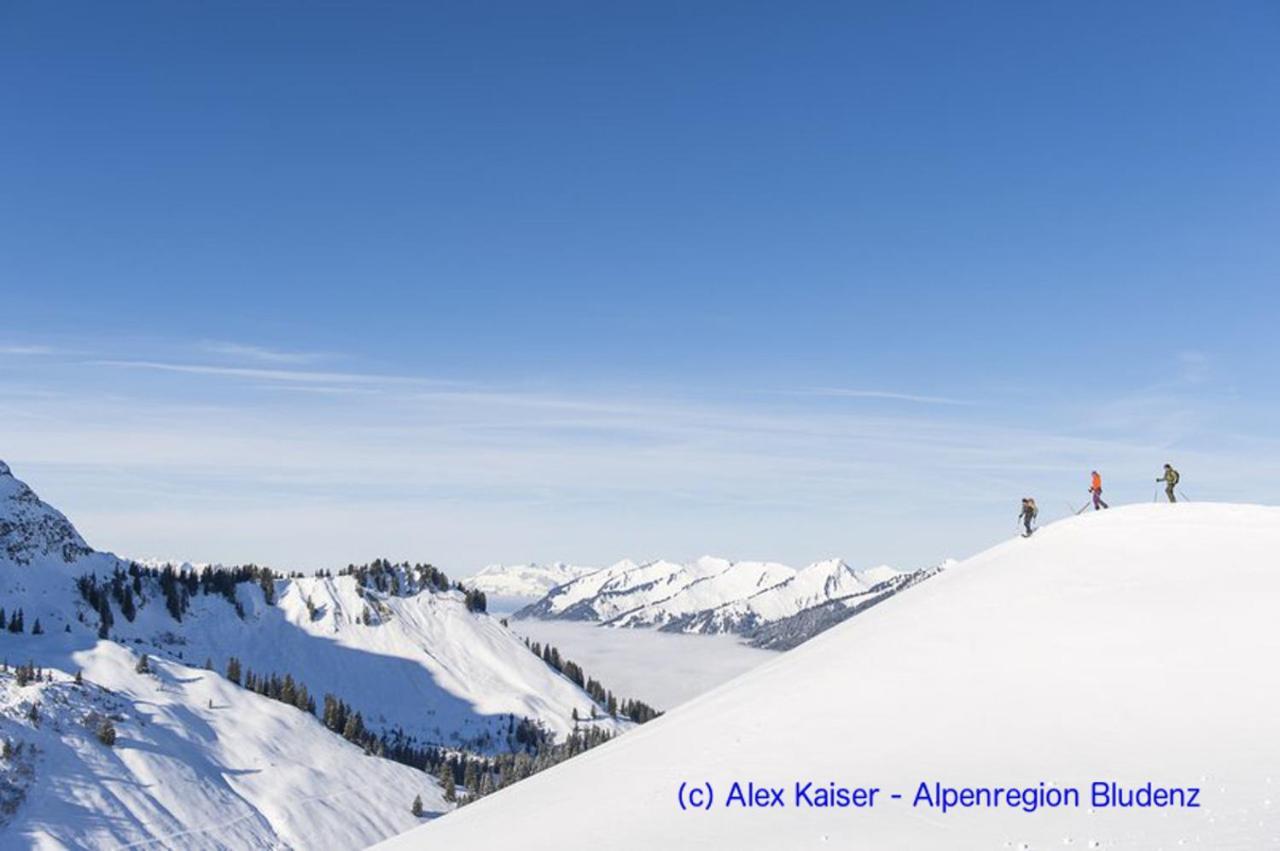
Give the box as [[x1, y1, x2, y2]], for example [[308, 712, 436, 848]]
[[2, 2, 1278, 573]]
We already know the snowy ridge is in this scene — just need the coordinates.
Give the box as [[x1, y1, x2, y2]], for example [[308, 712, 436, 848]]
[[516, 555, 932, 638], [379, 503, 1280, 850]]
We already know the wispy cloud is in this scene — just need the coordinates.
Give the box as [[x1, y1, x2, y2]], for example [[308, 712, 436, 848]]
[[3, 342, 1268, 573], [796, 387, 975, 406], [199, 341, 328, 365], [90, 359, 459, 387], [0, 344, 60, 356]]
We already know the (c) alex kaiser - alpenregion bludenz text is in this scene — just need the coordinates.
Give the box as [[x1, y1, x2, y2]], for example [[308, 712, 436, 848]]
[[675, 779, 1202, 814]]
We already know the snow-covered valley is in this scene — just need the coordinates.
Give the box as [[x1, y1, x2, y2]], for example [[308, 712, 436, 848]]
[[508, 620, 774, 710]]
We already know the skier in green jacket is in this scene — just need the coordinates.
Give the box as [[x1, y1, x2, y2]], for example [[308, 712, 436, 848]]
[[1019, 497, 1038, 537], [1157, 464, 1180, 503]]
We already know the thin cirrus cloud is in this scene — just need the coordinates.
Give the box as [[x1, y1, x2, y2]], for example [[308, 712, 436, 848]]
[[0, 344, 61, 356], [2, 342, 1259, 570], [796, 387, 975, 406], [198, 341, 330, 365], [88, 359, 461, 387]]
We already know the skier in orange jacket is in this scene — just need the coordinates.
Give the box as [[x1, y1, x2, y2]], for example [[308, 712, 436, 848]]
[[1090, 470, 1110, 511]]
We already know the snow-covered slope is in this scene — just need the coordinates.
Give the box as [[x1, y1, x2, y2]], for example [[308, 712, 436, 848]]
[[462, 562, 598, 600], [517, 555, 932, 639], [379, 503, 1280, 850], [0, 460, 627, 848], [0, 461, 621, 749], [1, 636, 444, 850]]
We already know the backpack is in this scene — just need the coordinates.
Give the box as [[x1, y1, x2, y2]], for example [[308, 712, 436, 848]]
[[1026, 498, 1038, 518], [1169, 469, 1180, 486]]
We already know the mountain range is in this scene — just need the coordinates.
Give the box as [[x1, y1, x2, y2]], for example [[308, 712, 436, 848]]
[[511, 555, 943, 648], [0, 460, 623, 848]]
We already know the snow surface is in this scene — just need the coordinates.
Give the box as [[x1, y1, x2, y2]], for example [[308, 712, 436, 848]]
[[378, 503, 1280, 850], [1, 636, 445, 850]]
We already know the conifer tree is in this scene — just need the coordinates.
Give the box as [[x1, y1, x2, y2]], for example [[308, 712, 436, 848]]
[[97, 597, 112, 639], [463, 759, 479, 794], [439, 764, 457, 803], [259, 571, 276, 605], [411, 794, 424, 817]]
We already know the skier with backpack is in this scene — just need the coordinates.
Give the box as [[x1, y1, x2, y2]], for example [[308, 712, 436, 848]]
[[1158, 464, 1180, 503], [1089, 470, 1109, 510], [1019, 497, 1038, 537]]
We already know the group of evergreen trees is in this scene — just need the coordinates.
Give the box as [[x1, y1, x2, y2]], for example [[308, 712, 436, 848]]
[[76, 562, 281, 634], [439, 723, 617, 808], [223, 656, 317, 715], [461, 587, 487, 613], [213, 651, 611, 809], [72, 556, 493, 641], [525, 639, 662, 724], [334, 558, 486, 612], [7, 659, 50, 687], [0, 607, 41, 635]]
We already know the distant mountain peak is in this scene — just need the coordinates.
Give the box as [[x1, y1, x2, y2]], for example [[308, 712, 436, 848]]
[[462, 562, 600, 599]]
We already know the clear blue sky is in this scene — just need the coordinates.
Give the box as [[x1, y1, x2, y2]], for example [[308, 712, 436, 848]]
[[2, 2, 1278, 573]]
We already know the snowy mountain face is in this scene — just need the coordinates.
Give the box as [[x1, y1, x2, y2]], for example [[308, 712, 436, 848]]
[[0, 461, 627, 848], [379, 503, 1280, 851], [516, 555, 938, 642], [461, 562, 598, 601], [0, 461, 92, 566]]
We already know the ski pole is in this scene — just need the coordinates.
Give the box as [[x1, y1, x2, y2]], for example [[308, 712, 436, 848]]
[[1178, 489, 1190, 502], [1152, 485, 1158, 503]]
